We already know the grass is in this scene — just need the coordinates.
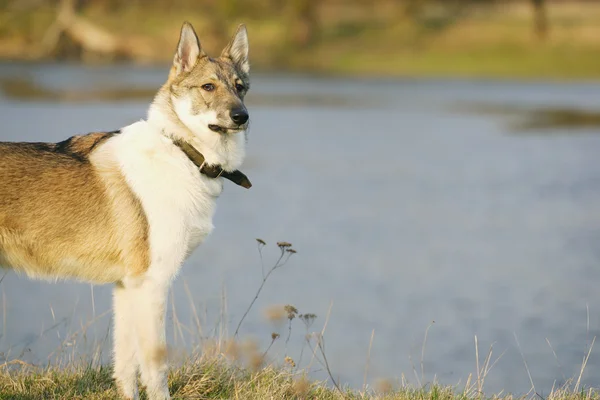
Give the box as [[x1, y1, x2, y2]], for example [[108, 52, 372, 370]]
[[453, 103, 600, 132], [0, 242, 598, 399], [0, 360, 334, 399], [2, 1, 600, 79], [0, 358, 598, 399], [0, 359, 322, 399]]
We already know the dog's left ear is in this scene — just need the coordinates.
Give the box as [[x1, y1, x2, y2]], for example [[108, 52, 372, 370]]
[[221, 24, 249, 74]]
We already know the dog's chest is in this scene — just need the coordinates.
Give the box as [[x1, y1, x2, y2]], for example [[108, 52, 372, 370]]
[[182, 175, 223, 255], [161, 172, 221, 256], [110, 125, 223, 275]]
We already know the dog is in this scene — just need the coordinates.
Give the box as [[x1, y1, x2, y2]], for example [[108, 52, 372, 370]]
[[0, 21, 251, 400]]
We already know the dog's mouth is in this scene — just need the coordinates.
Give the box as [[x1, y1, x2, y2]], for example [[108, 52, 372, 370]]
[[208, 124, 245, 134]]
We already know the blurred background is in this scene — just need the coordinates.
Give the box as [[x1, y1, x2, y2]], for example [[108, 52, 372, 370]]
[[1, 0, 600, 396], [1, 0, 600, 77]]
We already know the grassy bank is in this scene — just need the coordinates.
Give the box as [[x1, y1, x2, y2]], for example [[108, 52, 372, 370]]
[[0, 244, 597, 399], [0, 359, 598, 400], [1, 1, 600, 79], [0, 360, 342, 400]]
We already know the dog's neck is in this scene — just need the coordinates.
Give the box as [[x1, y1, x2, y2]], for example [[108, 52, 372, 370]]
[[147, 89, 246, 172], [170, 139, 252, 189]]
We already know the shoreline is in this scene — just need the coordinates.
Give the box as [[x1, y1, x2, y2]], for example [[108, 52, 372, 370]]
[[2, 2, 600, 81]]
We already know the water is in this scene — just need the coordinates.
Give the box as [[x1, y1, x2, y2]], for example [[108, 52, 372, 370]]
[[1, 63, 600, 394]]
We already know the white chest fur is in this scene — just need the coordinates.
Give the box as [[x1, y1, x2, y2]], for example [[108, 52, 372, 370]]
[[106, 121, 222, 282]]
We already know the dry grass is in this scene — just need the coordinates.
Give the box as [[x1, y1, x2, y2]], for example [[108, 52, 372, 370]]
[[0, 357, 597, 400], [0, 241, 597, 399]]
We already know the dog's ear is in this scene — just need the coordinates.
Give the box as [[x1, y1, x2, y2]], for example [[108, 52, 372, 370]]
[[221, 24, 249, 74], [173, 22, 204, 75]]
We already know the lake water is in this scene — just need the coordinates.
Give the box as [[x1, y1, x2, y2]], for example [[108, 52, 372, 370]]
[[1, 63, 600, 395]]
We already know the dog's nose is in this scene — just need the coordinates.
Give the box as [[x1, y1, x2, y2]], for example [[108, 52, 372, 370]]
[[230, 109, 249, 125]]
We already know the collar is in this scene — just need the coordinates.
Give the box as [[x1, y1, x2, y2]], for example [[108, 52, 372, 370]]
[[172, 138, 252, 189]]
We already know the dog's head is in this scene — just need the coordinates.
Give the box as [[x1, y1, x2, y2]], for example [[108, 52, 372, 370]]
[[167, 22, 250, 136]]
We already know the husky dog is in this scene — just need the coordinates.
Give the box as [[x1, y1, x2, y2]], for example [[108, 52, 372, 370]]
[[0, 22, 251, 400]]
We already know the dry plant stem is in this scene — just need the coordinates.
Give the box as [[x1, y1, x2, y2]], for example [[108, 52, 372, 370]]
[[171, 289, 186, 346], [575, 336, 596, 393], [514, 332, 536, 395], [183, 281, 204, 344], [297, 336, 308, 370], [306, 335, 345, 398], [307, 302, 332, 372], [421, 321, 434, 384], [219, 283, 228, 343], [258, 241, 265, 278], [296, 313, 316, 369], [317, 337, 343, 396], [363, 329, 375, 391], [96, 320, 112, 367], [409, 354, 421, 387], [0, 272, 7, 341], [234, 248, 293, 338], [1, 290, 6, 341], [284, 319, 292, 356], [584, 304, 592, 362], [262, 337, 277, 359], [90, 285, 95, 318], [546, 338, 566, 381], [475, 335, 480, 393], [46, 310, 110, 362], [305, 302, 346, 398], [16, 316, 69, 359], [473, 336, 503, 395]]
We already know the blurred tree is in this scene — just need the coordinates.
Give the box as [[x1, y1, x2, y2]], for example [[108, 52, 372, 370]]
[[287, 0, 319, 48], [404, 0, 425, 22], [531, 0, 548, 40], [206, 0, 238, 45]]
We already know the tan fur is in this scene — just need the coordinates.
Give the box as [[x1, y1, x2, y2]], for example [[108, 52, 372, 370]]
[[149, 346, 168, 367], [168, 55, 249, 114], [151, 28, 250, 147], [0, 132, 149, 283]]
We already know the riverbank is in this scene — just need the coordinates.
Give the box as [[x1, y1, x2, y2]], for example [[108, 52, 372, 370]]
[[0, 359, 596, 399], [1, 2, 600, 79]]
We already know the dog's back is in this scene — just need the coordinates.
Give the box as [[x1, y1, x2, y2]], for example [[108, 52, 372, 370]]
[[0, 133, 149, 282]]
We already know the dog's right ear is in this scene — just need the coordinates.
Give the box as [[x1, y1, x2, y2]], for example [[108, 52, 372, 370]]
[[173, 22, 204, 75]]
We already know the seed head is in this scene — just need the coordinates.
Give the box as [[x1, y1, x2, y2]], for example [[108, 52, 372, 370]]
[[256, 238, 266, 246], [271, 332, 280, 341], [277, 241, 292, 248], [300, 313, 317, 329], [284, 356, 296, 368], [284, 304, 298, 320]]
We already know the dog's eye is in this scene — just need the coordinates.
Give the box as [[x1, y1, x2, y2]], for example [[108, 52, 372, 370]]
[[201, 83, 215, 92], [235, 83, 245, 92]]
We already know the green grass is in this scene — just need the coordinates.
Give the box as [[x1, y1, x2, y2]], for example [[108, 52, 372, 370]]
[[0, 360, 374, 399], [324, 46, 600, 80], [0, 359, 597, 400]]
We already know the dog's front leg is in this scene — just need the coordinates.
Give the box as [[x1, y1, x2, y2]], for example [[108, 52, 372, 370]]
[[134, 278, 171, 400], [113, 281, 140, 400]]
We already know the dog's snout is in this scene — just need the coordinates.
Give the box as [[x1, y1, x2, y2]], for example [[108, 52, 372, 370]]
[[230, 108, 249, 125]]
